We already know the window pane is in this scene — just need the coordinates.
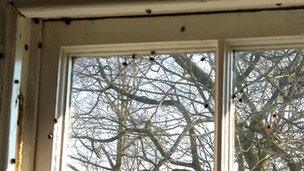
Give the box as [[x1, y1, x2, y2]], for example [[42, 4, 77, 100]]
[[234, 49, 304, 170], [64, 52, 216, 170]]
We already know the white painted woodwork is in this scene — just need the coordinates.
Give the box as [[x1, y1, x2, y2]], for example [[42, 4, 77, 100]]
[[0, 7, 31, 171], [33, 9, 304, 171], [0, 7, 19, 170], [15, 0, 304, 19], [20, 19, 43, 171], [0, 0, 303, 171]]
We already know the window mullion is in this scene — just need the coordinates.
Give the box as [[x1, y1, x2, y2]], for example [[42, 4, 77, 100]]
[[215, 40, 224, 171], [216, 40, 235, 171]]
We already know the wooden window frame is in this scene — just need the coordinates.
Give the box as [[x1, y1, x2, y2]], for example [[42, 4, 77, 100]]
[[1, 7, 304, 171]]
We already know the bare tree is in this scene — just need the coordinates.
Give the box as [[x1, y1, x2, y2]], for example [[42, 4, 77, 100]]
[[65, 49, 304, 171], [234, 49, 304, 171]]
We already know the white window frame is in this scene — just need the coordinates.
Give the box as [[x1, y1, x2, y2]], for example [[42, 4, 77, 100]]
[[55, 41, 218, 171], [223, 37, 304, 171], [2, 7, 304, 171]]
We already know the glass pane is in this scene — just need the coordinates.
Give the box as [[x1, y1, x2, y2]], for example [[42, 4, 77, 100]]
[[64, 52, 216, 170], [234, 49, 304, 170]]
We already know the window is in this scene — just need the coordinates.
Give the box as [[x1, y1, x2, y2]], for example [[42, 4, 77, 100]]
[[64, 52, 216, 170], [13, 9, 304, 171], [234, 49, 304, 170]]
